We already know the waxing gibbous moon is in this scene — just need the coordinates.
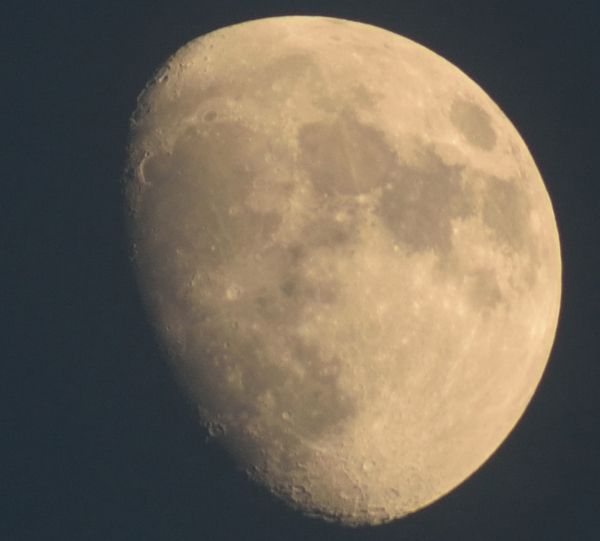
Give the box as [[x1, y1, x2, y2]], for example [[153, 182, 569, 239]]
[[124, 16, 561, 526]]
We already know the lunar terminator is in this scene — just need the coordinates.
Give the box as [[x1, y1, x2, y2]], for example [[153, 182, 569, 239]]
[[124, 16, 561, 525]]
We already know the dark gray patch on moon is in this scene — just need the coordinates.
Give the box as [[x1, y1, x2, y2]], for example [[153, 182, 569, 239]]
[[286, 339, 355, 437], [253, 243, 340, 326], [172, 232, 354, 452], [280, 273, 338, 304], [262, 52, 317, 83], [350, 84, 381, 108], [465, 269, 503, 310], [482, 176, 531, 249], [377, 148, 472, 254], [301, 210, 360, 250], [299, 111, 399, 196], [136, 121, 282, 273], [195, 324, 356, 448], [482, 175, 541, 289], [450, 99, 497, 151], [249, 52, 322, 107]]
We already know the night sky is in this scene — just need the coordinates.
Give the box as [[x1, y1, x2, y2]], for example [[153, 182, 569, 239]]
[[5, 1, 599, 540]]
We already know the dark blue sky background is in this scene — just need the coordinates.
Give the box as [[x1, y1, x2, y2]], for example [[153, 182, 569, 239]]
[[5, 1, 599, 540]]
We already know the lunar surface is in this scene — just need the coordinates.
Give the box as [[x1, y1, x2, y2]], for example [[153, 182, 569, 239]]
[[124, 16, 561, 525]]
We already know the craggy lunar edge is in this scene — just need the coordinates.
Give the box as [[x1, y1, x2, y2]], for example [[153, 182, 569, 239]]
[[123, 16, 561, 526]]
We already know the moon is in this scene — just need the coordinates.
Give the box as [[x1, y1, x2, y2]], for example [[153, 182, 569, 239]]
[[124, 16, 561, 526]]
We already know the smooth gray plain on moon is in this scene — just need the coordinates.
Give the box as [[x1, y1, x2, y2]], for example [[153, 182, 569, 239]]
[[124, 16, 562, 526]]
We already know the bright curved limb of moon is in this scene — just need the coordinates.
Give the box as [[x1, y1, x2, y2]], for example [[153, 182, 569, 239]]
[[124, 16, 561, 526]]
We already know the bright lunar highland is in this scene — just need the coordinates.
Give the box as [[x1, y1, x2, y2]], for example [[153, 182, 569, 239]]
[[124, 16, 562, 526]]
